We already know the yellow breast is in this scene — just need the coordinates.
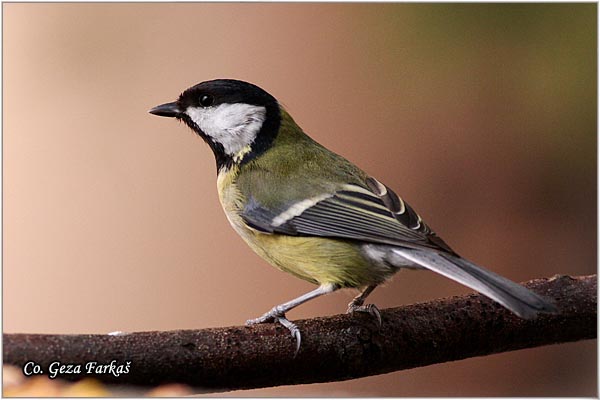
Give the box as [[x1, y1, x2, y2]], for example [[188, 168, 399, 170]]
[[216, 167, 393, 288]]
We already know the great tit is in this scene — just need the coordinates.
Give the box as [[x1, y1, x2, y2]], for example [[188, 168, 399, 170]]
[[149, 79, 557, 351]]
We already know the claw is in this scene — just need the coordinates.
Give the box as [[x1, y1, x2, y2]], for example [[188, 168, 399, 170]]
[[277, 316, 302, 357], [367, 304, 383, 328], [347, 303, 382, 328], [246, 309, 302, 356], [244, 285, 339, 356]]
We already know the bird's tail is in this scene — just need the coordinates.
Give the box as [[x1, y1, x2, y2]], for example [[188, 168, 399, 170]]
[[391, 248, 558, 318]]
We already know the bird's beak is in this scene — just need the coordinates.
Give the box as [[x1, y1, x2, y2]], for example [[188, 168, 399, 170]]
[[148, 102, 182, 118]]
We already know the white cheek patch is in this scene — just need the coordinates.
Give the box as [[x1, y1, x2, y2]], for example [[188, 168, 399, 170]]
[[185, 103, 267, 156]]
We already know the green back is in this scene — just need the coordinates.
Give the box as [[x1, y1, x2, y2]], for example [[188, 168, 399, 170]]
[[236, 109, 369, 211]]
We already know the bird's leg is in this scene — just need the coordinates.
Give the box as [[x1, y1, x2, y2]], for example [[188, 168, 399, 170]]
[[347, 284, 381, 327], [246, 283, 338, 354]]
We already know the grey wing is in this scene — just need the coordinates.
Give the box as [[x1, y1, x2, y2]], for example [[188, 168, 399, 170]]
[[242, 176, 454, 253], [242, 176, 557, 318]]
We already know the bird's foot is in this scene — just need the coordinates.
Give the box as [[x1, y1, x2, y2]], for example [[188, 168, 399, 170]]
[[245, 306, 282, 325], [246, 307, 302, 356], [347, 302, 382, 328]]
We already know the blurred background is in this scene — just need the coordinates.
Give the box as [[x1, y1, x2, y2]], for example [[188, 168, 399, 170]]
[[3, 3, 596, 396]]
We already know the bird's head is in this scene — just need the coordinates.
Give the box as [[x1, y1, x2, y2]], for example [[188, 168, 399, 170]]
[[150, 79, 281, 171]]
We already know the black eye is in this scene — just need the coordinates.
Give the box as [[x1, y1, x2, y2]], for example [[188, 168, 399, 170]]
[[199, 95, 214, 107]]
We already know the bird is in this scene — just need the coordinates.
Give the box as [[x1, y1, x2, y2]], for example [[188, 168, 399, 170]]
[[149, 79, 557, 353]]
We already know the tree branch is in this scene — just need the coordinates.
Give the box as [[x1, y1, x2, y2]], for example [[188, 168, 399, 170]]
[[3, 274, 596, 392]]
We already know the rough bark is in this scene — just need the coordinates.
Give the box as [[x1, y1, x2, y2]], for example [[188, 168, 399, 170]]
[[3, 274, 596, 392]]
